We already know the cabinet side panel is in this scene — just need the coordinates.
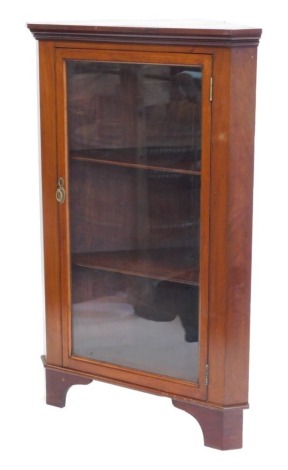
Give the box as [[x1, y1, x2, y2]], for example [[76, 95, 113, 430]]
[[208, 48, 258, 405], [224, 47, 257, 404], [39, 41, 63, 365]]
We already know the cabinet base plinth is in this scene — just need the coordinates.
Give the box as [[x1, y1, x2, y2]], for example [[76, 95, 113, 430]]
[[42, 358, 92, 408], [172, 399, 243, 450]]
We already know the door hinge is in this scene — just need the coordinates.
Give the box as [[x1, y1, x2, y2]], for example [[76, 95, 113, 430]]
[[205, 363, 209, 386], [209, 77, 213, 102]]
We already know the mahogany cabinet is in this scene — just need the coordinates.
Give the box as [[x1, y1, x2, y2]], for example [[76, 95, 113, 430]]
[[28, 21, 261, 450]]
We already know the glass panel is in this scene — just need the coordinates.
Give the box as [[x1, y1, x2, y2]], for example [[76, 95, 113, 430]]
[[67, 61, 202, 382]]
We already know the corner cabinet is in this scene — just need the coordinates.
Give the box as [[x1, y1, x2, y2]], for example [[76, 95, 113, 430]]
[[28, 21, 261, 450]]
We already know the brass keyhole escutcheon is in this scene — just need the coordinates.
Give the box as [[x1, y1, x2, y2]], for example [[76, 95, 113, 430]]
[[56, 177, 65, 204]]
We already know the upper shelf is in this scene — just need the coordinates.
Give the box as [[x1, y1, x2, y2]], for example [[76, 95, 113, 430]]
[[27, 20, 262, 47], [70, 148, 201, 175]]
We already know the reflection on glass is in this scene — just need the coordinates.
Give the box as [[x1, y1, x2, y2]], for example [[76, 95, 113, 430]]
[[67, 61, 202, 382]]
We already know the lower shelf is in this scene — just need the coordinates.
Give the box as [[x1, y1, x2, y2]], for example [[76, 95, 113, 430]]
[[72, 296, 199, 381], [72, 247, 199, 285]]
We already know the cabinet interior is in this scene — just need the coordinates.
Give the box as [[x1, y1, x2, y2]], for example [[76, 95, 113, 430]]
[[67, 60, 202, 381]]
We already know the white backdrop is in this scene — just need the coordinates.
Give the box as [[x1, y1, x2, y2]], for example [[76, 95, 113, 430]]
[[1, 1, 288, 468]]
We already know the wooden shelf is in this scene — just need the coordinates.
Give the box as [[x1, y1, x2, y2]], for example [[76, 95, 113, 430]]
[[70, 148, 201, 175], [72, 248, 199, 285]]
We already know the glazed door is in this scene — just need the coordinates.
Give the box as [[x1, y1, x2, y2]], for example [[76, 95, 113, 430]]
[[56, 48, 212, 399]]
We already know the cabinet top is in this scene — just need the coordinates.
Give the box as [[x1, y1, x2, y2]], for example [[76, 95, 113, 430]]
[[27, 20, 262, 47]]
